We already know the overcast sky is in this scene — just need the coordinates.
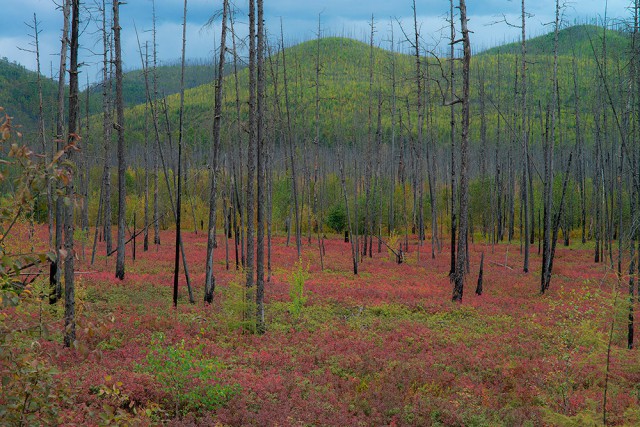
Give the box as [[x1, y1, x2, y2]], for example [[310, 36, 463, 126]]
[[1, 0, 632, 86]]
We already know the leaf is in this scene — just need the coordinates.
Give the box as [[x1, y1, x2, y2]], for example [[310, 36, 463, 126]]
[[49, 150, 65, 167]]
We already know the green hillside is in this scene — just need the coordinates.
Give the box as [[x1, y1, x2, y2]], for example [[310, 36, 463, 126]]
[[0, 58, 58, 139], [113, 24, 627, 157], [3, 24, 633, 152], [480, 24, 630, 59], [84, 61, 239, 115], [0, 58, 233, 140]]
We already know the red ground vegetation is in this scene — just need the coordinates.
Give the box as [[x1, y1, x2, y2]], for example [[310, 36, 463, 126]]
[[3, 224, 640, 426]]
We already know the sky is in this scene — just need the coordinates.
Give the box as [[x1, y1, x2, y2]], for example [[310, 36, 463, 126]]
[[0, 0, 633, 86]]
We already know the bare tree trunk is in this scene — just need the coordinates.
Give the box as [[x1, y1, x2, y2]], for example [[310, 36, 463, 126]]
[[135, 24, 194, 304], [152, 3, 160, 246], [102, 0, 113, 256], [143, 44, 149, 252], [29, 14, 53, 249], [114, 0, 126, 280], [410, 3, 425, 260], [476, 252, 484, 296], [280, 20, 301, 258], [230, 14, 245, 267], [571, 50, 587, 244], [448, 0, 457, 279], [256, 0, 266, 333], [339, 152, 357, 275], [246, 0, 257, 322], [425, 48, 438, 258], [388, 23, 397, 236], [81, 75, 90, 261], [452, 0, 470, 302], [64, 0, 80, 348], [173, 0, 188, 307], [520, 0, 530, 273], [313, 14, 325, 270], [541, 0, 561, 294], [50, 0, 70, 304], [205, 0, 228, 304]]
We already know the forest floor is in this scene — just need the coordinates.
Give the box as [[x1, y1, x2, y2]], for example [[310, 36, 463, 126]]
[[3, 224, 640, 426]]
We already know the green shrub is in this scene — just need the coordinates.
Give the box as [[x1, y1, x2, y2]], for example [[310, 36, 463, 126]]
[[136, 332, 239, 417], [325, 203, 346, 233], [289, 259, 310, 318], [221, 273, 256, 333]]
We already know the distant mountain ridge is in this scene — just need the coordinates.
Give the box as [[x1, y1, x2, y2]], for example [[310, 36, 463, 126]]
[[1, 24, 633, 144], [84, 61, 239, 115], [480, 24, 630, 59], [0, 59, 225, 138]]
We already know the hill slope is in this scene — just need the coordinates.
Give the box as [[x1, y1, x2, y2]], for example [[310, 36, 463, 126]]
[[3, 24, 632, 148], [85, 61, 238, 115], [0, 58, 233, 139], [480, 24, 630, 60], [0, 58, 58, 139], [116, 24, 625, 154]]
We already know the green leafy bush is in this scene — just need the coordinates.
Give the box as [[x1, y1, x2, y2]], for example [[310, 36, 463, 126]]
[[325, 203, 346, 233], [221, 273, 256, 333], [289, 259, 310, 318], [136, 332, 239, 417], [0, 314, 68, 425]]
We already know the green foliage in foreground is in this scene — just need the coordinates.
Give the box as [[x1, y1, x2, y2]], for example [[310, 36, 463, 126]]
[[289, 259, 310, 318], [136, 332, 239, 417]]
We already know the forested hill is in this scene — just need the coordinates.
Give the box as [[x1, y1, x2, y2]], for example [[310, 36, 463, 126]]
[[114, 23, 631, 154], [480, 24, 629, 59], [84, 61, 239, 115], [0, 59, 228, 138], [0, 58, 58, 136], [2, 23, 630, 145]]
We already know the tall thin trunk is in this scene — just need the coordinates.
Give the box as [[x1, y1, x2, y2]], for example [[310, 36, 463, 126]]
[[64, 0, 80, 348], [521, 0, 530, 273], [114, 0, 126, 280], [135, 22, 194, 303], [411, 3, 424, 256], [449, 0, 457, 279], [152, 0, 160, 246], [313, 14, 325, 270], [388, 23, 397, 236], [541, 0, 560, 293], [173, 0, 188, 307], [452, 0, 470, 302], [102, 0, 113, 256], [246, 0, 257, 322], [281, 20, 301, 258], [81, 75, 90, 261], [205, 0, 228, 304], [230, 14, 244, 267], [572, 50, 587, 244], [339, 152, 357, 275], [256, 0, 266, 333], [627, 0, 639, 350], [30, 14, 53, 249], [426, 59, 438, 257], [50, 0, 70, 304]]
